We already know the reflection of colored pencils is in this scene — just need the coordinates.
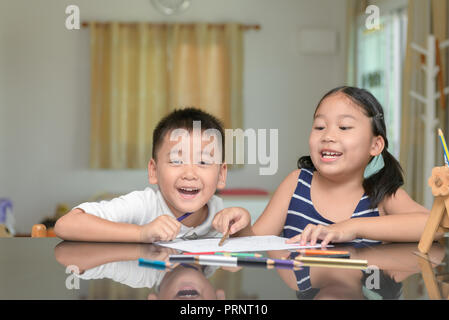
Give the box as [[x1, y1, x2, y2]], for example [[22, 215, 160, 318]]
[[438, 129, 449, 166]]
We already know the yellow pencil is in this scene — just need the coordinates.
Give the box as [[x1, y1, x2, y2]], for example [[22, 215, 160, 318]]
[[438, 128, 449, 166]]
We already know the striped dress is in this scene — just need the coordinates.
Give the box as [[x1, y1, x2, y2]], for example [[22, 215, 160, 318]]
[[282, 168, 381, 293]]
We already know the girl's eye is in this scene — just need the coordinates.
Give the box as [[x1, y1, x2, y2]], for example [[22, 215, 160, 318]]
[[314, 126, 325, 130], [339, 126, 352, 130]]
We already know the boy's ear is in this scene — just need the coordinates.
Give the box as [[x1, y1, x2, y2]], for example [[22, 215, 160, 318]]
[[216, 163, 227, 190], [370, 135, 385, 156], [148, 159, 158, 185]]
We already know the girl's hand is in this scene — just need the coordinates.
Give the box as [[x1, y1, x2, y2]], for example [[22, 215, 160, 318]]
[[285, 221, 357, 248], [140, 215, 181, 243], [212, 207, 251, 236]]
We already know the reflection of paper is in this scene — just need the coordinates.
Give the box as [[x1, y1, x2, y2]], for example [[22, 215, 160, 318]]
[[156, 235, 332, 252]]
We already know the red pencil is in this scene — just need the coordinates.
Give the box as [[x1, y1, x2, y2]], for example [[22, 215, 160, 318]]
[[183, 251, 225, 255]]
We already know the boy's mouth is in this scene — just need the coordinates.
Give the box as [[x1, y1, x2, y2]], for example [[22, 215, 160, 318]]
[[177, 187, 201, 199], [320, 150, 342, 162], [176, 289, 200, 299]]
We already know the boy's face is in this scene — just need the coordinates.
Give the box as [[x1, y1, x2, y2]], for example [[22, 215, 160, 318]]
[[148, 129, 227, 217]]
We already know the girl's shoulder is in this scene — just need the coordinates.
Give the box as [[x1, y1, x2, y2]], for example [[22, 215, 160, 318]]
[[286, 169, 302, 183], [274, 169, 302, 195], [378, 187, 429, 214]]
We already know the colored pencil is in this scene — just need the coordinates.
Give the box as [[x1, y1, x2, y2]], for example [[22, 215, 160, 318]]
[[216, 252, 263, 258], [297, 249, 350, 256], [138, 258, 173, 270], [177, 212, 194, 222], [218, 221, 234, 246], [294, 256, 368, 270], [182, 251, 263, 257], [182, 251, 225, 255], [169, 255, 301, 270], [438, 128, 449, 166]]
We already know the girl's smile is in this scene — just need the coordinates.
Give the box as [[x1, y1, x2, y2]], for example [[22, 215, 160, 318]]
[[320, 149, 343, 162]]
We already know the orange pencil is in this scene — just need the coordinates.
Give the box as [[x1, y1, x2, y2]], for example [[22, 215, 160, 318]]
[[297, 249, 350, 256]]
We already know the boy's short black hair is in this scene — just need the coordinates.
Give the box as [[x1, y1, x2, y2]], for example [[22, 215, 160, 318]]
[[152, 107, 225, 161]]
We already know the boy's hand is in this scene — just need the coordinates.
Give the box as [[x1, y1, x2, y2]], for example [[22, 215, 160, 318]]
[[285, 221, 357, 248], [140, 215, 181, 243], [212, 207, 251, 236]]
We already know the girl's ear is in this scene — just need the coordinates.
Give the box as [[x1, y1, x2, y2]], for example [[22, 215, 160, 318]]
[[216, 163, 227, 190], [370, 135, 385, 156], [148, 159, 158, 185]]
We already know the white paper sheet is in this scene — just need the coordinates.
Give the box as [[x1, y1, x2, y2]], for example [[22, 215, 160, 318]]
[[155, 235, 332, 252]]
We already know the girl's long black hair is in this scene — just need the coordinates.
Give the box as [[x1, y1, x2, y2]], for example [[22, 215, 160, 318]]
[[297, 86, 404, 208]]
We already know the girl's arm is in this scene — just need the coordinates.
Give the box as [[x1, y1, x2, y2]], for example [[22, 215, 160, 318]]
[[352, 187, 446, 242], [288, 188, 444, 246], [348, 188, 432, 242], [251, 169, 301, 236]]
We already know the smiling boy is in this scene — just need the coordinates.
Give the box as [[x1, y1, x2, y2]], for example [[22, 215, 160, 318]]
[[55, 108, 250, 243]]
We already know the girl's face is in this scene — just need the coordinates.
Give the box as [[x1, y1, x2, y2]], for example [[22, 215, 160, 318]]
[[309, 93, 384, 179]]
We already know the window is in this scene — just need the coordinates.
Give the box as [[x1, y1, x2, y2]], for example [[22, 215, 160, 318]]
[[355, 1, 408, 158]]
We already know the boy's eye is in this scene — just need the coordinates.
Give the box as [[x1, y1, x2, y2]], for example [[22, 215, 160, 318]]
[[198, 159, 213, 165], [339, 126, 352, 130], [314, 126, 325, 130], [170, 159, 183, 165]]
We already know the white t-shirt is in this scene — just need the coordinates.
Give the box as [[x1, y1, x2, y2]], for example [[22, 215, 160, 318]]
[[75, 187, 224, 240], [77, 260, 218, 289]]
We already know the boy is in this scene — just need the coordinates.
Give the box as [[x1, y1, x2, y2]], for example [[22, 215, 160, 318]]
[[55, 108, 250, 243]]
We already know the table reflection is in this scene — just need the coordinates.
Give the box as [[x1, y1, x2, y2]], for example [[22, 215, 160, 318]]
[[54, 241, 237, 300], [267, 242, 446, 300], [52, 240, 448, 300]]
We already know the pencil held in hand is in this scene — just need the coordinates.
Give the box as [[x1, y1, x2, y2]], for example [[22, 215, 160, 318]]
[[219, 221, 234, 246]]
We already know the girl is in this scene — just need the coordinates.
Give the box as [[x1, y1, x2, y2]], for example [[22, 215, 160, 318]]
[[251, 86, 436, 247]]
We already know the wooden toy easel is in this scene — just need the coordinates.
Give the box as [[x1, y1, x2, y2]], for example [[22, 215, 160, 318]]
[[418, 166, 449, 254]]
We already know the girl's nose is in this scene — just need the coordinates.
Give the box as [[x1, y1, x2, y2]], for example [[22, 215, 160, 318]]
[[322, 128, 337, 143]]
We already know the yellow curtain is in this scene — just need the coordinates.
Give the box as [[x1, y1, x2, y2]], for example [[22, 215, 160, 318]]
[[89, 22, 244, 169], [399, 0, 447, 205]]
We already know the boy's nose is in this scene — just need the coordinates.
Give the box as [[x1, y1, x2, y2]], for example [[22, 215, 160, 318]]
[[181, 165, 198, 180]]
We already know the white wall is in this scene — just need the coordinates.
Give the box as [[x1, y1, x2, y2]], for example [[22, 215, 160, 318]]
[[0, 0, 6, 198], [1, 0, 348, 233]]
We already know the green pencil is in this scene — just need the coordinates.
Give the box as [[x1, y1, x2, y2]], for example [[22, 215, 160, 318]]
[[215, 252, 263, 258]]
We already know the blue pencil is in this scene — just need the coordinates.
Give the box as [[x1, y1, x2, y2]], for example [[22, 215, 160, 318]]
[[177, 212, 194, 222], [138, 258, 172, 270], [438, 128, 449, 166]]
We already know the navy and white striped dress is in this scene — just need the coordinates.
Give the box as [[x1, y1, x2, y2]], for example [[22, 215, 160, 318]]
[[282, 168, 381, 293]]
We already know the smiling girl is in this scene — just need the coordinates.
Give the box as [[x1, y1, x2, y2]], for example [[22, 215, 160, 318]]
[[247, 86, 438, 247]]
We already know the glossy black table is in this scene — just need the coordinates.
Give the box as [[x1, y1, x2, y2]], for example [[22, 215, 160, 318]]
[[1, 237, 448, 302]]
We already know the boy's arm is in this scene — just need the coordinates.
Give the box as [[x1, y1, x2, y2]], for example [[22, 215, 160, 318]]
[[54, 208, 143, 243]]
